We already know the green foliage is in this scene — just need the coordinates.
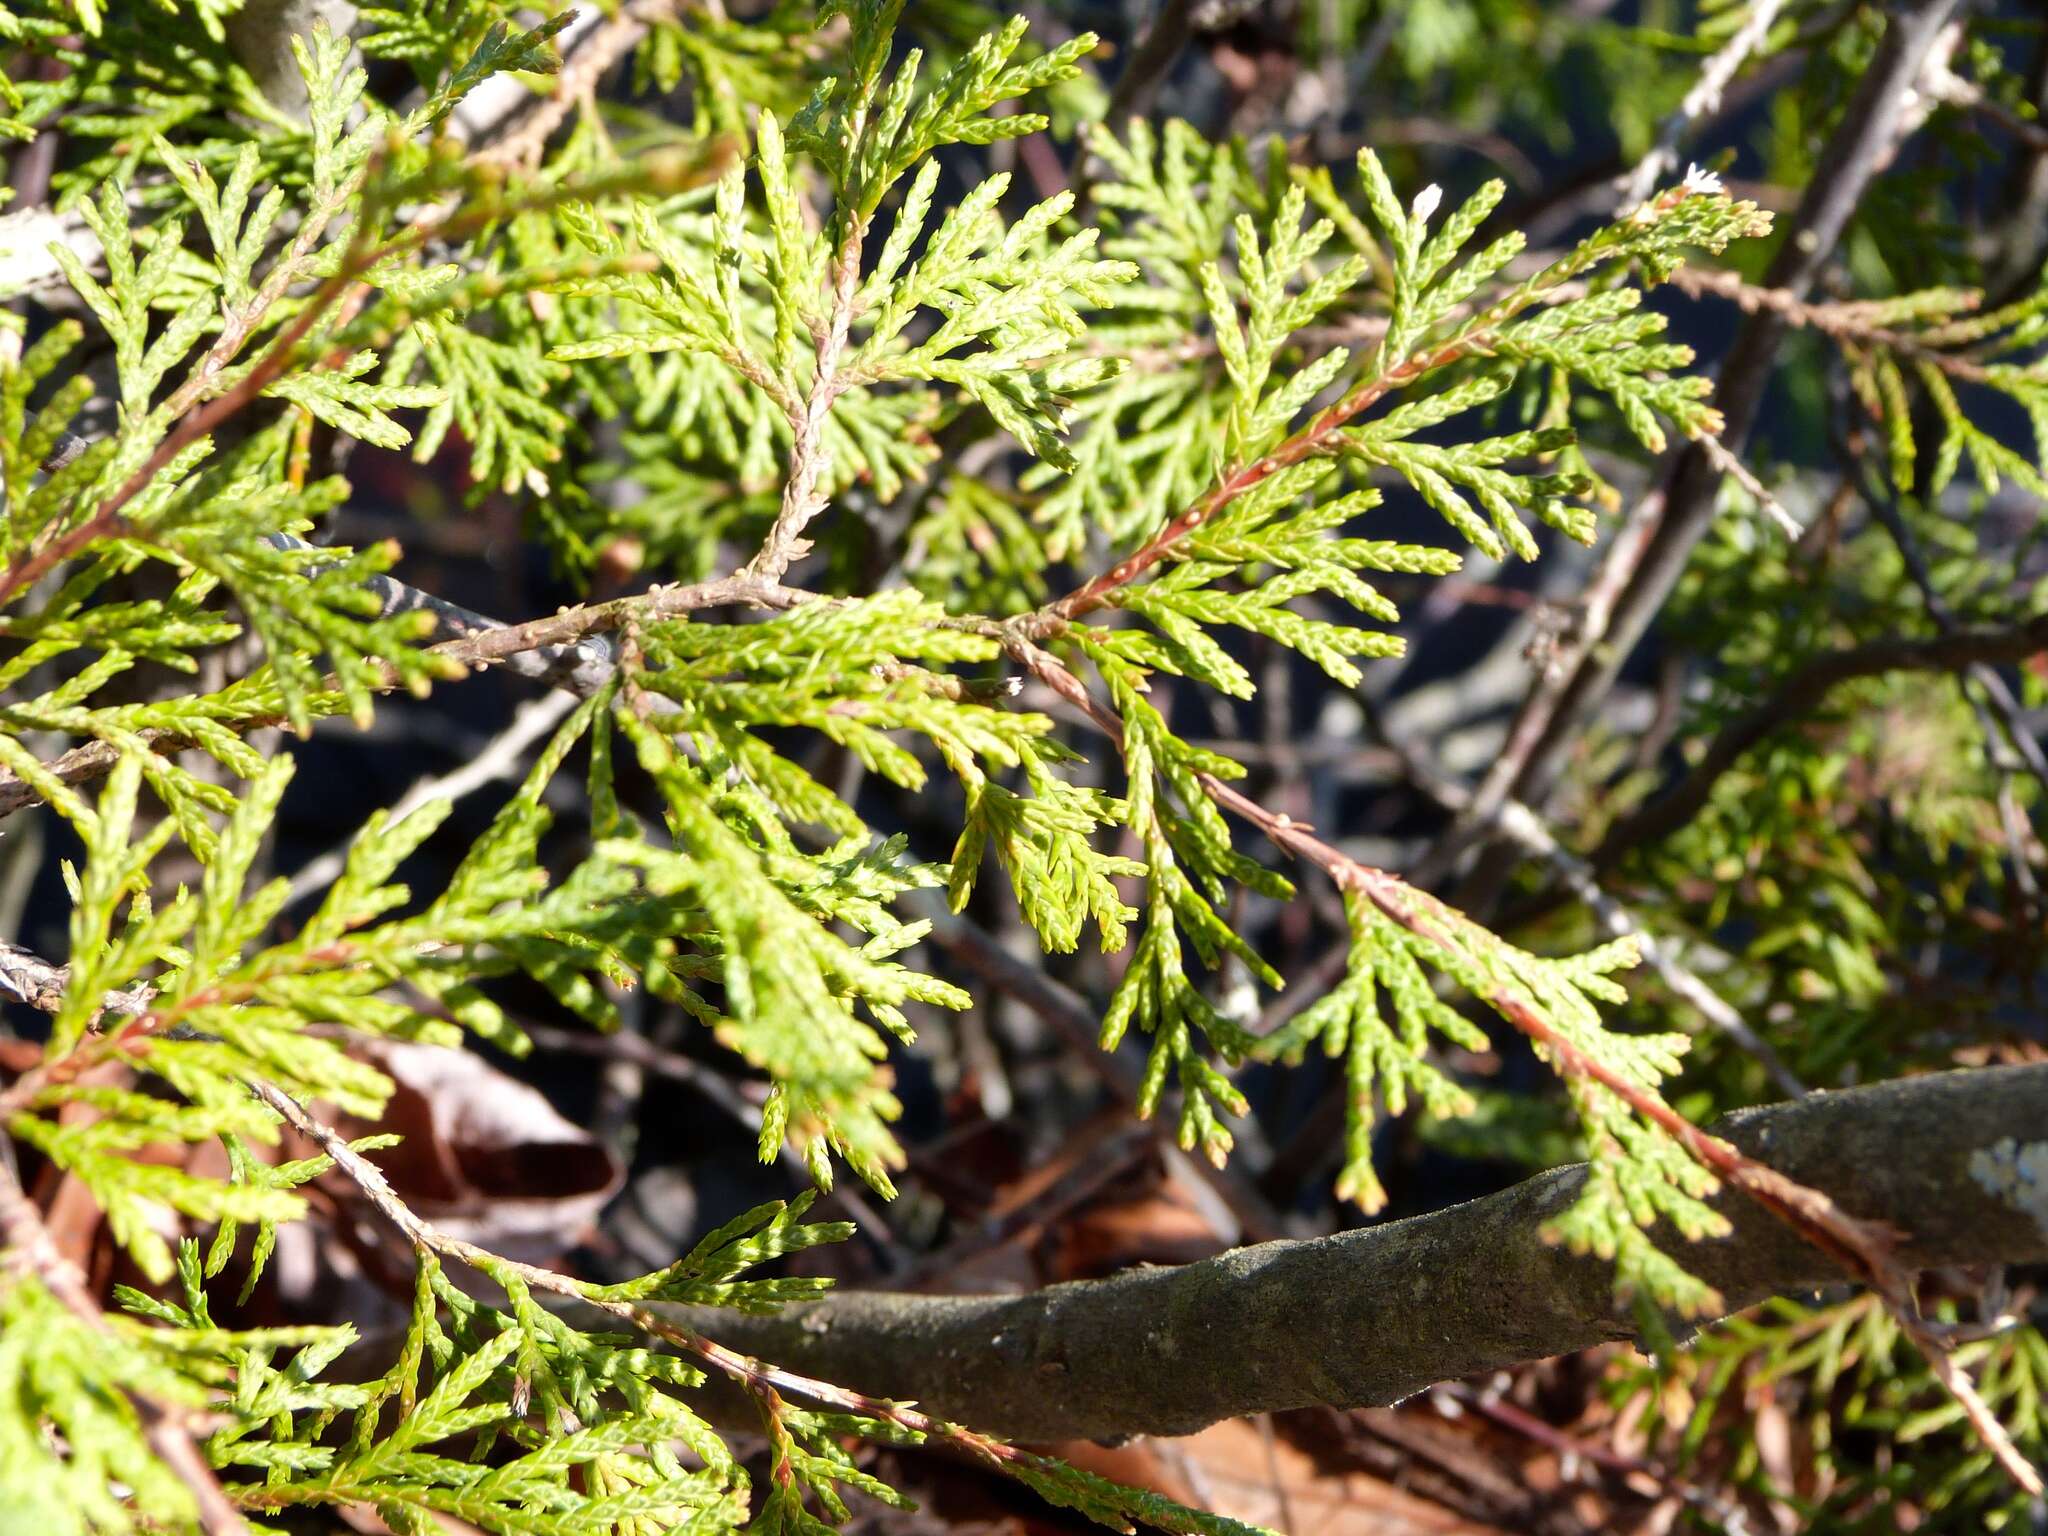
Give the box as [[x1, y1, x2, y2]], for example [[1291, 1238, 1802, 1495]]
[[1005, 143, 1776, 1270], [1607, 1294, 2048, 1532], [0, 1268, 215, 1536], [1260, 889, 1488, 1212], [206, 1240, 749, 1535], [1830, 283, 2048, 503]]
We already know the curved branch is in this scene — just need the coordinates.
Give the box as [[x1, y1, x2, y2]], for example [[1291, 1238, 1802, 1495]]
[[0, 556, 809, 821], [1589, 612, 2048, 871], [665, 1064, 2048, 1443]]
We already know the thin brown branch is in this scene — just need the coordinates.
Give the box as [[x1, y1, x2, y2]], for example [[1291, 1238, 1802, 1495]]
[[1697, 432, 1804, 540], [430, 572, 815, 670], [1198, 769, 1898, 1280], [0, 939, 154, 1019], [1924, 59, 2048, 154], [1668, 263, 1998, 384], [1370, 722, 1808, 1097], [286, 691, 581, 904], [1588, 612, 2048, 873], [1028, 326, 1481, 633], [1897, 1300, 2045, 1494], [1440, 1379, 1749, 1527], [0, 567, 812, 820]]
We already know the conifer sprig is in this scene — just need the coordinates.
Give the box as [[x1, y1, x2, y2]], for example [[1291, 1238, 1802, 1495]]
[[1028, 156, 1771, 632], [972, 151, 1779, 1238]]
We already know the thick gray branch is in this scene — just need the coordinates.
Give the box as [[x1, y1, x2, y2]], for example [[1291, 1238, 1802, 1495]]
[[227, 0, 359, 122], [664, 1065, 2048, 1443]]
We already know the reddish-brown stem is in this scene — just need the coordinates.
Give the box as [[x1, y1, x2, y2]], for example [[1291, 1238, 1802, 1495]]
[[1001, 633, 1899, 1287], [1195, 767, 1898, 1280], [1031, 332, 1472, 631]]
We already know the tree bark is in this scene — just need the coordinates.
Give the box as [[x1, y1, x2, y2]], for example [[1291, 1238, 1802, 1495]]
[[227, 0, 360, 122], [665, 1065, 2048, 1443]]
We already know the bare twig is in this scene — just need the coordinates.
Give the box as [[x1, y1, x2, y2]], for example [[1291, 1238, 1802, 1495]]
[[0, 939, 154, 1020], [432, 572, 815, 668], [1893, 1299, 2045, 1495], [1668, 263, 1998, 384], [479, 0, 674, 171], [1918, 45, 2048, 154], [1615, 0, 1789, 211], [1446, 1376, 1757, 1530], [1698, 433, 1804, 540], [1455, 0, 1968, 866], [284, 689, 581, 906]]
